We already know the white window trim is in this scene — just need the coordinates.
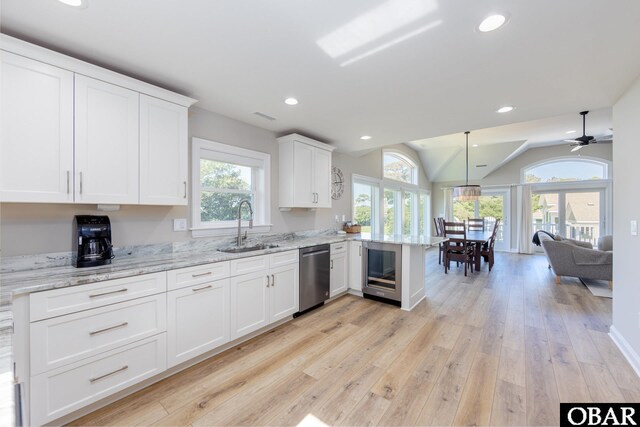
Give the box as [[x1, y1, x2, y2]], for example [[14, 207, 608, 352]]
[[191, 137, 271, 237], [382, 150, 419, 185]]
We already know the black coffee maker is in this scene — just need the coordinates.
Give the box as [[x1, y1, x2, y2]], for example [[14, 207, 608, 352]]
[[73, 215, 114, 268]]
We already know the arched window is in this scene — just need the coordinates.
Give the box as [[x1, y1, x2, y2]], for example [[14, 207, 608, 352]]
[[522, 157, 609, 184], [383, 151, 418, 184]]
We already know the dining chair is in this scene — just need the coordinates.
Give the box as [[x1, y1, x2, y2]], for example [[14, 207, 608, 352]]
[[467, 218, 485, 231], [443, 221, 475, 276], [480, 219, 500, 272], [434, 217, 445, 264]]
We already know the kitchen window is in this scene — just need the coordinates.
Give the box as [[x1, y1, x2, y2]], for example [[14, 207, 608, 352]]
[[191, 137, 271, 236]]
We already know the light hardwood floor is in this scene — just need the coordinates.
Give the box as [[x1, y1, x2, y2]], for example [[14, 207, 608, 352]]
[[70, 250, 640, 426]]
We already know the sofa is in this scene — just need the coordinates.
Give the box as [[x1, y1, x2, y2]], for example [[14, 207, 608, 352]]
[[537, 232, 612, 285]]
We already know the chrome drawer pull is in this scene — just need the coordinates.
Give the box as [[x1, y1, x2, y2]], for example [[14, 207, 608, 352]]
[[89, 322, 128, 336], [191, 271, 212, 278], [89, 288, 128, 298], [192, 284, 212, 292], [89, 365, 128, 383]]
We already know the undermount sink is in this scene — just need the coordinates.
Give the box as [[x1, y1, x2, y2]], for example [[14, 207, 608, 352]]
[[218, 243, 279, 253]]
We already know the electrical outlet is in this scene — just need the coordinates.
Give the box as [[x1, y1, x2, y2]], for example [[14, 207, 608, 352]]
[[631, 220, 638, 236], [173, 218, 187, 232]]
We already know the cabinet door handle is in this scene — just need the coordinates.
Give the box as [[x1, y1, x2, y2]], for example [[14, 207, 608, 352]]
[[316, 193, 319, 203], [89, 322, 128, 336], [266, 275, 270, 287], [66, 171, 70, 194], [89, 365, 128, 383], [89, 288, 128, 298], [183, 181, 187, 198], [191, 271, 212, 278], [331, 259, 334, 269], [79, 171, 83, 195], [271, 274, 275, 287], [359, 246, 362, 256], [192, 284, 212, 292]]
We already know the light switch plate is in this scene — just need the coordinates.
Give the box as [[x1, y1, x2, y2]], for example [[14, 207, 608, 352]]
[[631, 220, 638, 236], [173, 218, 187, 232]]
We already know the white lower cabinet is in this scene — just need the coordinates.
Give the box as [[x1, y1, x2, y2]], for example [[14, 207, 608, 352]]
[[31, 334, 167, 426], [167, 278, 230, 367], [230, 250, 299, 340], [349, 241, 363, 291], [25, 251, 301, 425], [330, 243, 348, 297]]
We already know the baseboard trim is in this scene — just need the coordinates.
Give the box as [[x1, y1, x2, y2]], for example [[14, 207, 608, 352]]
[[609, 325, 640, 378]]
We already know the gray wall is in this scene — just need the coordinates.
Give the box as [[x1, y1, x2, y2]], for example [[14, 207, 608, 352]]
[[430, 143, 613, 249], [0, 107, 429, 256], [612, 74, 640, 365]]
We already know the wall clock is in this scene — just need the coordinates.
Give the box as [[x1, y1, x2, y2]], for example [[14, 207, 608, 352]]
[[331, 166, 344, 200]]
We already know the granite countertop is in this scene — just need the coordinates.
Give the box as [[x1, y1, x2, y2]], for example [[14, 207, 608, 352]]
[[0, 229, 444, 426]]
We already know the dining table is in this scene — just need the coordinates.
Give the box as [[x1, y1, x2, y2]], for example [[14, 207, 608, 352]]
[[465, 230, 494, 271]]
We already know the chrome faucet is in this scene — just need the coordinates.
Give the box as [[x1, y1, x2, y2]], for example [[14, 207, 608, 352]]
[[236, 199, 254, 246]]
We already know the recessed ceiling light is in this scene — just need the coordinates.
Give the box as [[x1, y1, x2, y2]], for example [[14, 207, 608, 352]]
[[566, 130, 576, 134], [497, 106, 514, 113], [284, 97, 298, 106], [360, 135, 372, 140], [57, 0, 85, 6], [478, 14, 507, 32], [472, 144, 479, 147]]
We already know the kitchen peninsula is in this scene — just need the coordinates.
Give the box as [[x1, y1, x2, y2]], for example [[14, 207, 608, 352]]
[[1, 230, 445, 426]]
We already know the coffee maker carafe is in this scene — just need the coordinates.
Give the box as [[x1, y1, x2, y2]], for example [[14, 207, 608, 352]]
[[73, 215, 114, 268]]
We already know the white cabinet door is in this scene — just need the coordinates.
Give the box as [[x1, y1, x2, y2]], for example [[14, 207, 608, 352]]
[[75, 75, 139, 204], [0, 52, 74, 203], [269, 263, 299, 322], [139, 94, 188, 205], [330, 252, 348, 297], [167, 278, 229, 367], [349, 242, 363, 291], [292, 142, 314, 207], [314, 148, 332, 208], [229, 270, 270, 340]]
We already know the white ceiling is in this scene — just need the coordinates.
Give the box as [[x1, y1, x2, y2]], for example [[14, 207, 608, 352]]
[[2, 0, 639, 159]]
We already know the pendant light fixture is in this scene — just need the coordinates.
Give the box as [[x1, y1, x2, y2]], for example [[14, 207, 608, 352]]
[[453, 131, 481, 200]]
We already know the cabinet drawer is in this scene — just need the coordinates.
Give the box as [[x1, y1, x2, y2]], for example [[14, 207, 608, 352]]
[[30, 294, 166, 375], [230, 255, 268, 276], [30, 272, 167, 321], [330, 242, 347, 255], [167, 261, 230, 291], [30, 334, 166, 426], [269, 250, 298, 268]]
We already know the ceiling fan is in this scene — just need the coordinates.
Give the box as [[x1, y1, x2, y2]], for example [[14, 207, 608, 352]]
[[565, 110, 613, 152]]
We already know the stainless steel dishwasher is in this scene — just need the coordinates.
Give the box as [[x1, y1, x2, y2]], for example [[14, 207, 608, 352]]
[[297, 244, 330, 315]]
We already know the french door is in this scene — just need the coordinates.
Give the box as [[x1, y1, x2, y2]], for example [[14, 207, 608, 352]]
[[453, 189, 510, 251], [532, 189, 605, 248]]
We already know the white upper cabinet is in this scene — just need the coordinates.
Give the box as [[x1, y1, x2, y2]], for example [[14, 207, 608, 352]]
[[139, 95, 188, 205], [0, 52, 74, 203], [75, 75, 140, 204], [0, 34, 196, 206], [278, 133, 335, 209]]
